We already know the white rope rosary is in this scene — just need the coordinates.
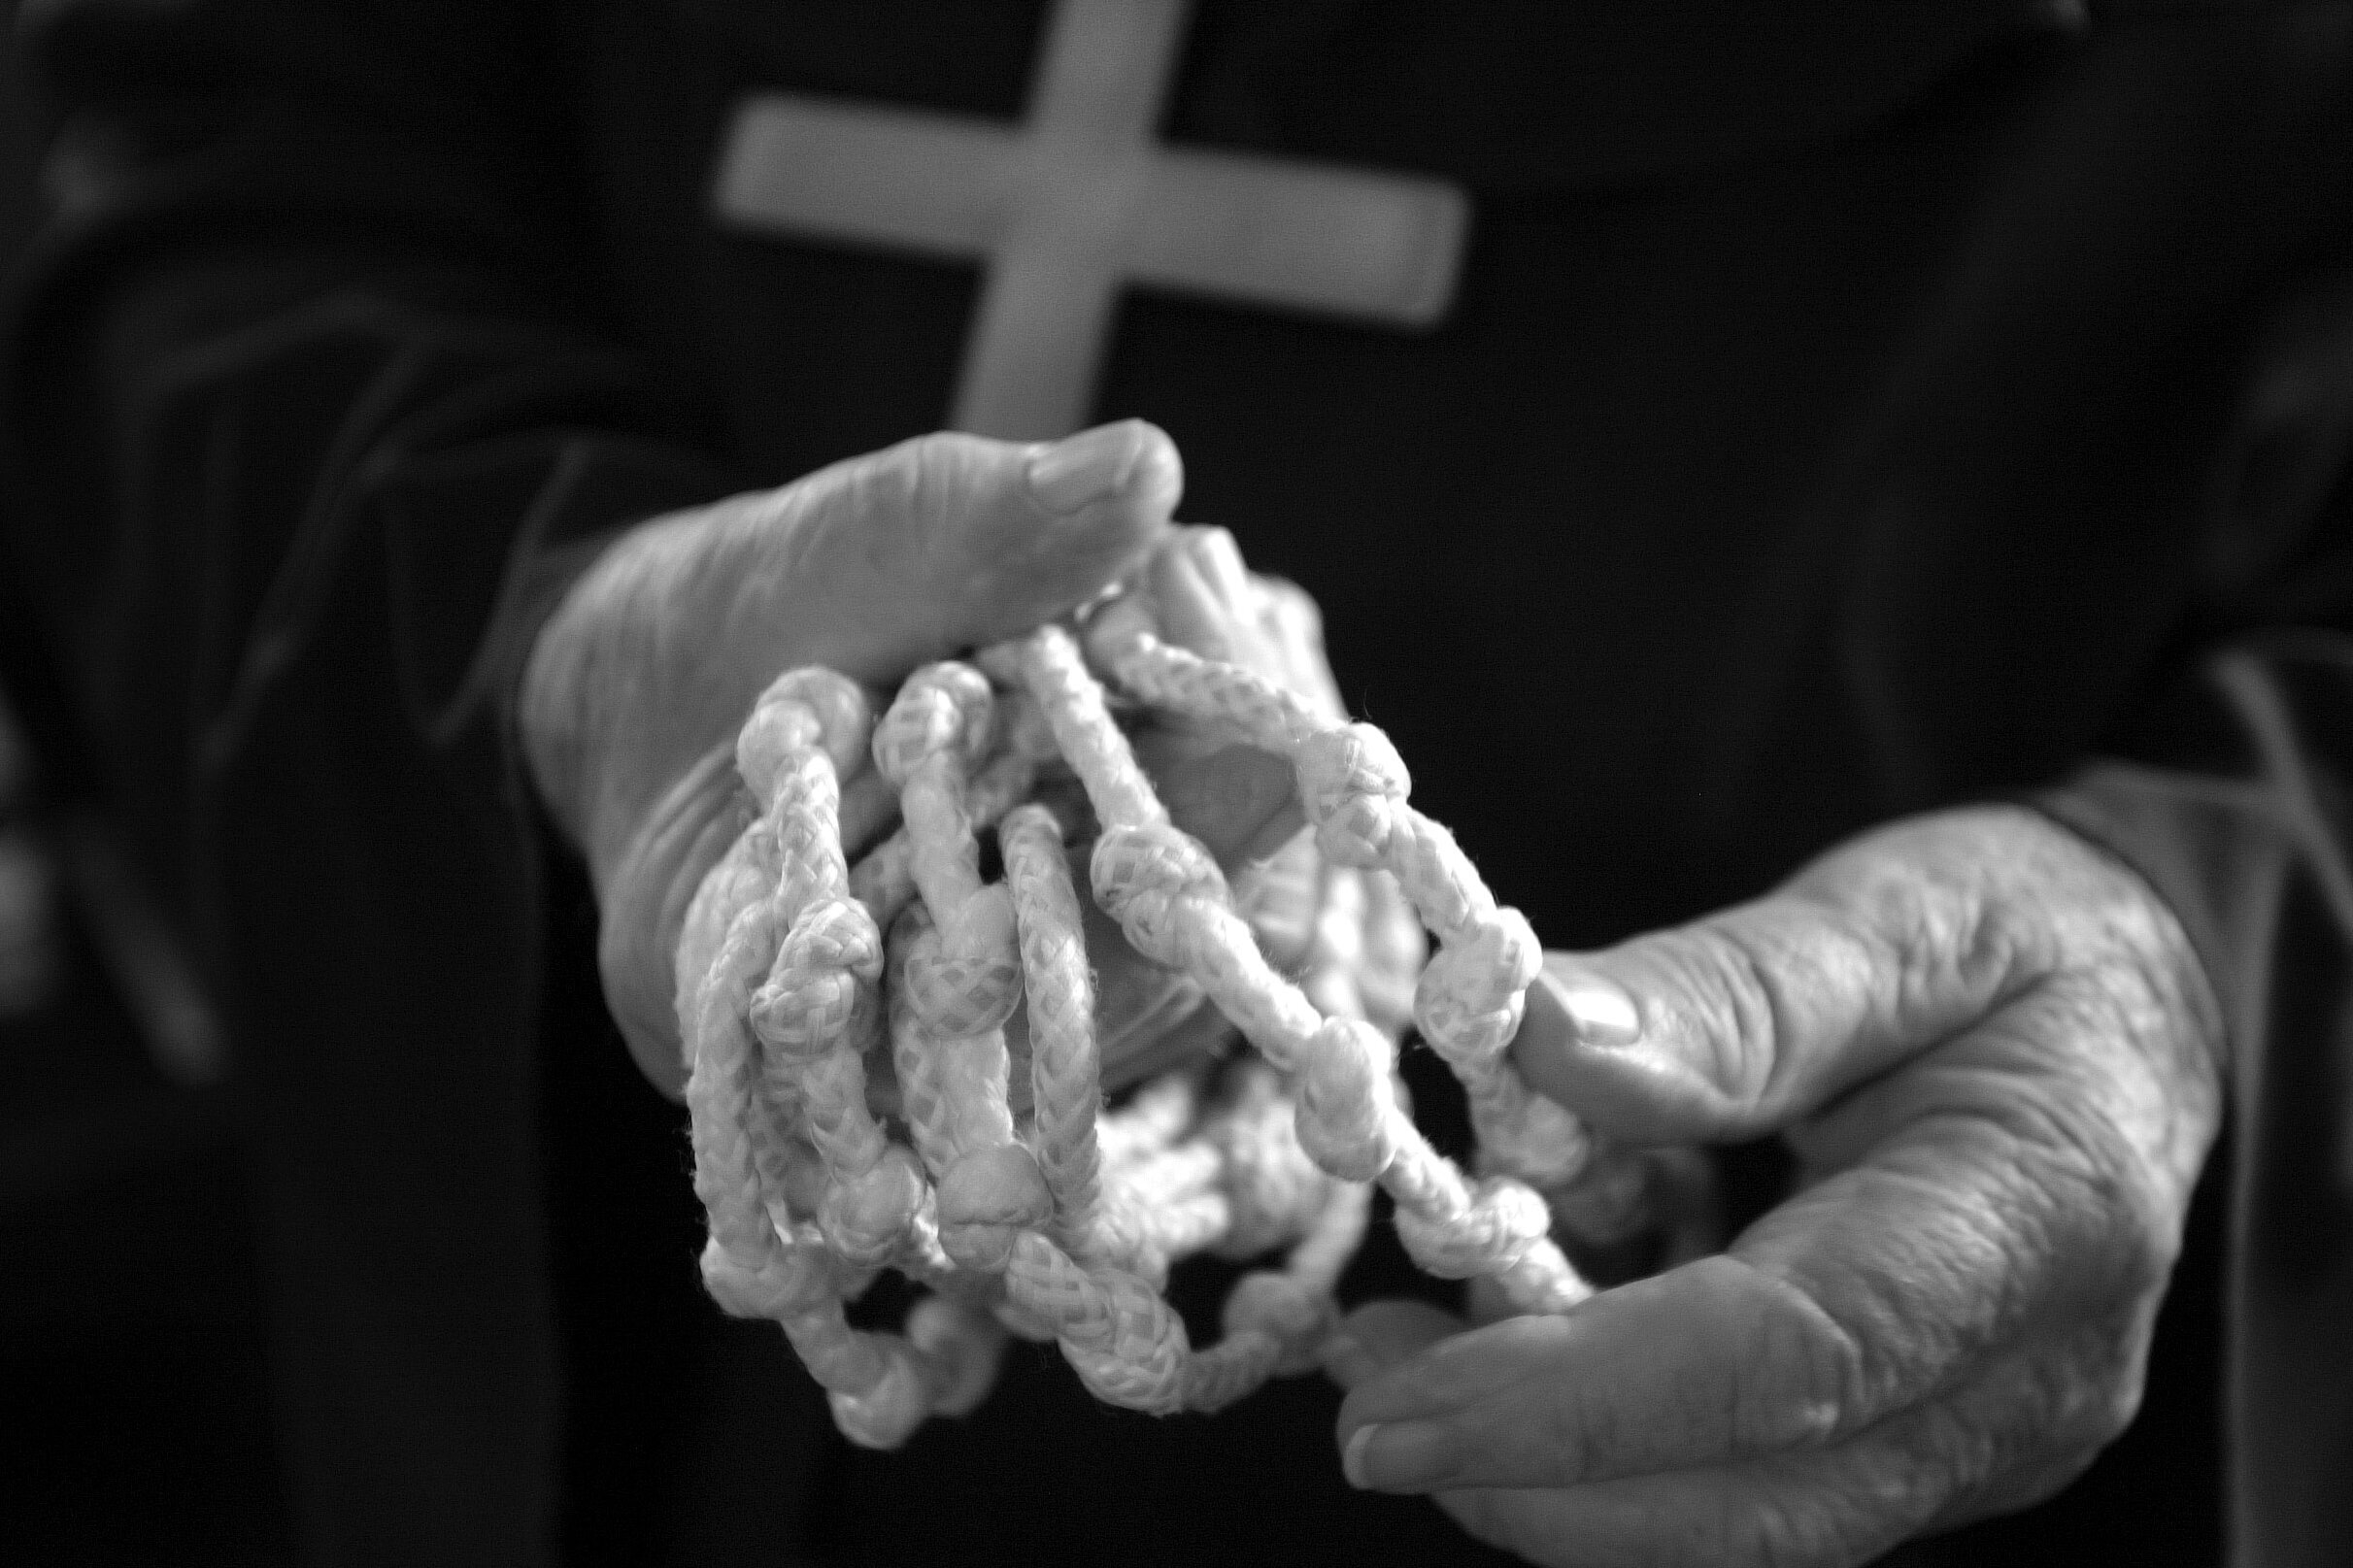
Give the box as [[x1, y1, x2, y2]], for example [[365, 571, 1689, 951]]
[[680, 582, 1664, 1448]]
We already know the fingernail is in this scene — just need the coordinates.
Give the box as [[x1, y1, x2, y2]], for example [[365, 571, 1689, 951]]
[[1346, 1419, 1455, 1491], [1028, 423, 1142, 515], [1321, 1334, 1381, 1389], [1545, 971, 1643, 1050], [1341, 1423, 1379, 1488], [1189, 524, 1242, 574]]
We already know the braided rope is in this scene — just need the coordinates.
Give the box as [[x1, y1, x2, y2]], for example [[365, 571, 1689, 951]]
[[678, 578, 1673, 1448], [1090, 610, 1643, 1229], [1030, 620, 1590, 1298], [999, 806, 1105, 1252]]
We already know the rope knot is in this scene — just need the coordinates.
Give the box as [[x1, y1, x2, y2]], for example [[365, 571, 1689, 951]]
[[1296, 723, 1410, 827], [937, 1143, 1055, 1271], [827, 1337, 929, 1451], [1395, 1176, 1551, 1279], [1314, 791, 1400, 867], [749, 898, 884, 1058], [903, 884, 1021, 1037], [1478, 1091, 1594, 1188], [699, 1235, 836, 1319], [1091, 822, 1226, 962], [740, 668, 870, 799], [1414, 910, 1541, 1060], [819, 1144, 926, 1265], [1430, 908, 1543, 1013], [871, 662, 992, 784], [905, 1296, 1008, 1418]]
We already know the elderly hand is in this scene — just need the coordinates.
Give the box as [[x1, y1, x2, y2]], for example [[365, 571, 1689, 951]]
[[521, 421, 1297, 1094], [1327, 806, 2223, 1567]]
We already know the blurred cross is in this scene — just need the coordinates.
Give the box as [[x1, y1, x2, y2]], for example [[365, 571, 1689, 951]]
[[713, 0, 1470, 441]]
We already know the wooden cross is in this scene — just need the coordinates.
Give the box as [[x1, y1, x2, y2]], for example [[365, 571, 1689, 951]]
[[713, 0, 1470, 441]]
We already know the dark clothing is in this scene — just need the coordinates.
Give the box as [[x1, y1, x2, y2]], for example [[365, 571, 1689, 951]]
[[7, 3, 2352, 1565]]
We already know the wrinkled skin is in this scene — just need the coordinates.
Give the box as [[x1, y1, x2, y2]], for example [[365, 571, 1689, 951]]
[[521, 419, 1301, 1095], [1327, 806, 2223, 1567]]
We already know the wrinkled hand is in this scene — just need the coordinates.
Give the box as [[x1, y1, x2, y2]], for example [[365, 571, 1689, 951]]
[[1327, 807, 2223, 1567], [520, 421, 1295, 1093]]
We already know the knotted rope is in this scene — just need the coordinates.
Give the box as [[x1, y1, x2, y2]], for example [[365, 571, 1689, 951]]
[[679, 581, 1673, 1449]]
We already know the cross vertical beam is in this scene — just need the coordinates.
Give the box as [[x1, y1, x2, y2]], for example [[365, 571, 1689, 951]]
[[953, 0, 1190, 440], [713, 0, 1470, 441]]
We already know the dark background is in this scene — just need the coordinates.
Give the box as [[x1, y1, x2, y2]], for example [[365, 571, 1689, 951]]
[[0, 6, 300, 1562]]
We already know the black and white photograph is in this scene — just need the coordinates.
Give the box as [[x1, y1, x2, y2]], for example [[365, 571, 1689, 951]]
[[1, 3, 2348, 1564]]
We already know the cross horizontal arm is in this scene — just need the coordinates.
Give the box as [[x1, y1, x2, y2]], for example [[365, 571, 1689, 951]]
[[1135, 151, 1469, 327], [715, 97, 1020, 258]]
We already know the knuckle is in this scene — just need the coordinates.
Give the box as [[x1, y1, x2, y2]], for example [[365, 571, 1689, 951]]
[[1977, 1084, 2181, 1318], [1670, 901, 1901, 1118], [873, 432, 948, 517], [2004, 1002, 2189, 1293], [1638, 921, 1787, 1107], [1821, 851, 2042, 1024], [1799, 812, 2063, 1002], [1915, 885, 2038, 1016]]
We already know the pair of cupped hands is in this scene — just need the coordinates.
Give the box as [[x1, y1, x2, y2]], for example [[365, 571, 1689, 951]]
[[521, 421, 2224, 1567]]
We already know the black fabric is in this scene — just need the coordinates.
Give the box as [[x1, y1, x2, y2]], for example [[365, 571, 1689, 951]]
[[0, 279, 733, 1559], [2042, 653, 2353, 1568], [7, 2, 2353, 1566], [6, 9, 740, 1551]]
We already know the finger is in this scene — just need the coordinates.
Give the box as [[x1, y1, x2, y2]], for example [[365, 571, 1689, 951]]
[[1251, 574, 1345, 719], [760, 419, 1181, 682], [966, 419, 1184, 641], [1151, 525, 1247, 665], [1332, 1255, 1861, 1491], [609, 727, 901, 1101], [1337, 993, 2170, 1493], [603, 742, 756, 1098], [1751, 985, 2194, 1328], [1510, 817, 2049, 1146], [1152, 742, 1304, 867], [1415, 1313, 2139, 1568], [1187, 524, 1253, 606]]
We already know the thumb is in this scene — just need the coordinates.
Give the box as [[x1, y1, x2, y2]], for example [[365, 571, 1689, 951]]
[[1509, 818, 2045, 1145], [528, 420, 1180, 878], [1324, 1301, 1465, 1486], [768, 418, 1184, 681]]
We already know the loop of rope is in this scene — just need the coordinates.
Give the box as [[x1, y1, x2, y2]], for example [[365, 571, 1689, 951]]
[[1092, 616, 1648, 1228], [680, 587, 1670, 1449]]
